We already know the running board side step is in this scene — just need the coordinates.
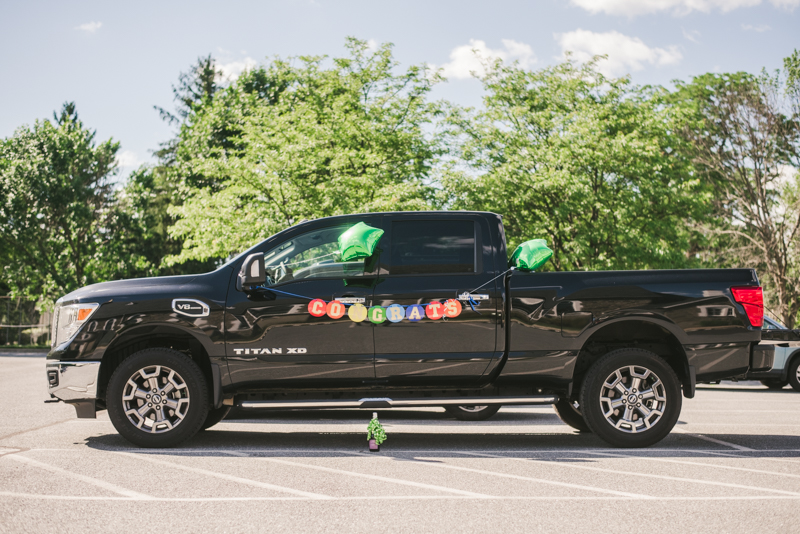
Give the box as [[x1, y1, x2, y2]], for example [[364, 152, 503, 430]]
[[237, 395, 559, 410]]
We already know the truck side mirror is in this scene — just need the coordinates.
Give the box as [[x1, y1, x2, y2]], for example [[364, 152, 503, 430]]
[[236, 252, 266, 291]]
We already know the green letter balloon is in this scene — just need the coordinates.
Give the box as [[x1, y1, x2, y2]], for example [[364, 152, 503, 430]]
[[338, 222, 384, 261], [509, 239, 553, 271]]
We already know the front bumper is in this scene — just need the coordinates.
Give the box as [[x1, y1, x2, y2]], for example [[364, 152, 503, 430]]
[[46, 361, 101, 418]]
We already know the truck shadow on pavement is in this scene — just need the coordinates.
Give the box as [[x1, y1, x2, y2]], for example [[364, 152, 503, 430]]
[[82, 407, 800, 457]]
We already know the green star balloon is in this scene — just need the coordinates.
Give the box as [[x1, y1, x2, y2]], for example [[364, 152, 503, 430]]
[[509, 239, 553, 271], [338, 222, 384, 261]]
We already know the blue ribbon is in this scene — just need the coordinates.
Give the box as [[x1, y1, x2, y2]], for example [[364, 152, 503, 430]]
[[256, 287, 314, 301]]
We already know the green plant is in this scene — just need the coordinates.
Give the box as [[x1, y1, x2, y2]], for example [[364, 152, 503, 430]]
[[367, 416, 387, 446]]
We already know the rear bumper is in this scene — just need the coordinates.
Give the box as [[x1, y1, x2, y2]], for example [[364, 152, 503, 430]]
[[45, 361, 100, 418]]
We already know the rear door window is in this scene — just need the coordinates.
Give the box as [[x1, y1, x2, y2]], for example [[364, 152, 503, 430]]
[[389, 220, 476, 275]]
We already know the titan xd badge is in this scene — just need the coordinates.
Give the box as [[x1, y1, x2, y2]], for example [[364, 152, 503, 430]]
[[172, 299, 210, 317]]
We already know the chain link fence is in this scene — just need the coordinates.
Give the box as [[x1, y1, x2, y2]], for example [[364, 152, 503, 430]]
[[0, 297, 51, 347]]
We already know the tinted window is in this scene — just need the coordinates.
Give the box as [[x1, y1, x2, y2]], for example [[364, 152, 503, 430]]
[[263, 225, 369, 284], [390, 220, 475, 275]]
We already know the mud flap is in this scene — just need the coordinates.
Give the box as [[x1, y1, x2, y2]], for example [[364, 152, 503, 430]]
[[68, 400, 96, 419], [682, 365, 696, 399], [211, 363, 223, 409]]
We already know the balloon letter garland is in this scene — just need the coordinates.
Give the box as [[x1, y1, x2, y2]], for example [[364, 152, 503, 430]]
[[307, 297, 466, 323]]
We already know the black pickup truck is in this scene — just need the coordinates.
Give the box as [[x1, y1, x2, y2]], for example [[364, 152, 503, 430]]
[[46, 211, 770, 448]]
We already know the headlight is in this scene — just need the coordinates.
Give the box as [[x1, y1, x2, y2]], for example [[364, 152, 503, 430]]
[[52, 303, 99, 347]]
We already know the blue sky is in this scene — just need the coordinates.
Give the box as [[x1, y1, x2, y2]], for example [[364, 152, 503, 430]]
[[1, 0, 797, 177]]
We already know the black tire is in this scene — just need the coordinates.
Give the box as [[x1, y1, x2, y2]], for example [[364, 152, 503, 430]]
[[107, 348, 209, 448], [789, 356, 800, 392], [580, 348, 682, 448], [553, 398, 591, 432], [760, 379, 788, 390], [444, 404, 501, 421], [201, 405, 232, 430]]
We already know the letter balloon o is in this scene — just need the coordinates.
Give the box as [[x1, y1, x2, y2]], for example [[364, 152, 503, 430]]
[[326, 300, 346, 319]]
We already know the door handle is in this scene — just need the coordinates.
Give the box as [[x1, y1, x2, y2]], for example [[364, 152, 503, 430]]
[[332, 295, 367, 304]]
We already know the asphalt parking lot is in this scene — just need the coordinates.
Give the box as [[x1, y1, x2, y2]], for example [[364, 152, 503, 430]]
[[2, 351, 800, 533]]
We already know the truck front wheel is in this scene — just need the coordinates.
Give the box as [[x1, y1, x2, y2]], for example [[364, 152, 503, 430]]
[[107, 348, 209, 448], [580, 349, 681, 448], [444, 405, 501, 421]]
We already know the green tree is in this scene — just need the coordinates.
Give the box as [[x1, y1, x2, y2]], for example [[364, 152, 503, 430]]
[[0, 102, 119, 304], [674, 59, 800, 328], [165, 38, 441, 265], [439, 57, 707, 271], [153, 54, 224, 167]]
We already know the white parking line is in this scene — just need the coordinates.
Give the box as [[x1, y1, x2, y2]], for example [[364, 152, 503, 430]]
[[672, 428, 755, 451], [2, 491, 800, 502], [342, 451, 652, 499], [224, 452, 491, 497], [583, 451, 800, 479], [4, 454, 153, 500], [462, 452, 800, 496], [113, 451, 333, 500]]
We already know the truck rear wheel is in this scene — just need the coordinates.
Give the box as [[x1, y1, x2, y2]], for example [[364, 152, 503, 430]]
[[552, 398, 591, 432], [107, 348, 209, 448], [444, 405, 501, 421], [580, 349, 681, 448]]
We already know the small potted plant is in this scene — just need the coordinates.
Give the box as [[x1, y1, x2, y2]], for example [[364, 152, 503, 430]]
[[366, 412, 387, 452]]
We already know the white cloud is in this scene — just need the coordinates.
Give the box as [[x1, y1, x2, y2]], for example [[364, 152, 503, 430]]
[[682, 29, 701, 43], [217, 57, 258, 80], [742, 23, 772, 31], [439, 39, 537, 80], [116, 150, 143, 169], [366, 39, 379, 52], [570, 0, 798, 16], [557, 29, 682, 77], [75, 21, 102, 33]]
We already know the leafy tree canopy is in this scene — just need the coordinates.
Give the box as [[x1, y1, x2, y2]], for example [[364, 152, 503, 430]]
[[672, 60, 800, 327], [0, 102, 119, 304], [439, 56, 708, 271], [164, 38, 442, 266]]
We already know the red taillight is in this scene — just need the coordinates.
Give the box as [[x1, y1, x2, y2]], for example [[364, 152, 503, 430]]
[[731, 286, 763, 328]]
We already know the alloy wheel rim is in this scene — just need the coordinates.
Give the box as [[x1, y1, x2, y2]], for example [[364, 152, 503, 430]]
[[122, 365, 190, 433], [599, 365, 666, 433]]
